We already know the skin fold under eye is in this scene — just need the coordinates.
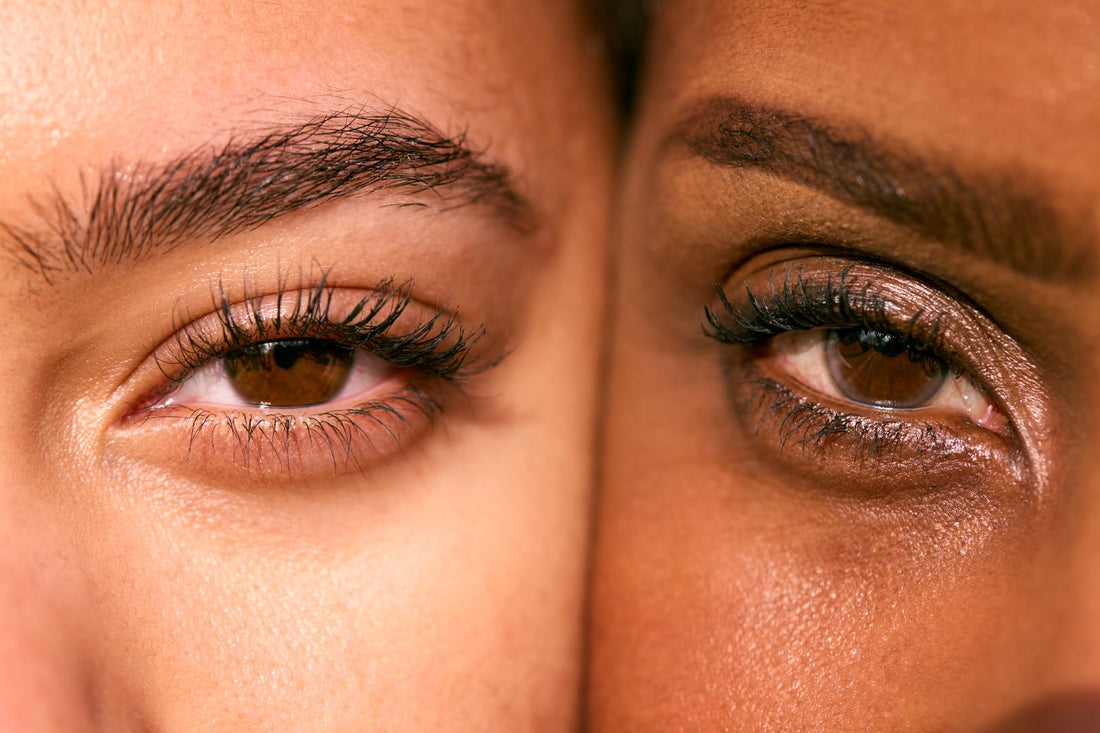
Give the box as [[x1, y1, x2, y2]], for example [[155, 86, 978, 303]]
[[703, 251, 1041, 497]]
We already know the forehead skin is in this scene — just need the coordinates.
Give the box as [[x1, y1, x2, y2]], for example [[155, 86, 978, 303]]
[[592, 0, 1100, 729], [0, 1, 586, 211], [639, 0, 1100, 175], [0, 1, 611, 730]]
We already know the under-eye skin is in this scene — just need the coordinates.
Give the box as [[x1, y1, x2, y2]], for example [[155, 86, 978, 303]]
[[703, 250, 1039, 498], [114, 273, 496, 483]]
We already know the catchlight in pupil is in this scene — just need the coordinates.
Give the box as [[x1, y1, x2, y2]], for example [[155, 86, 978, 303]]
[[223, 339, 356, 407], [825, 328, 948, 409]]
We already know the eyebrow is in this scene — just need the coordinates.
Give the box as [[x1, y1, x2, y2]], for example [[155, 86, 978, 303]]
[[4, 107, 532, 281], [672, 97, 1094, 281]]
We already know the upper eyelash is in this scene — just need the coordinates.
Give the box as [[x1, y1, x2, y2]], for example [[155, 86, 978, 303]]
[[157, 271, 484, 386], [702, 263, 957, 371]]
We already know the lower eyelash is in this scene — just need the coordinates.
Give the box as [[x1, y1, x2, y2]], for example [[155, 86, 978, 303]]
[[159, 386, 443, 476], [745, 375, 946, 459]]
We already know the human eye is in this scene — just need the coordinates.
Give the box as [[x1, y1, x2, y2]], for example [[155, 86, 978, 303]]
[[702, 249, 1039, 496], [115, 271, 493, 483]]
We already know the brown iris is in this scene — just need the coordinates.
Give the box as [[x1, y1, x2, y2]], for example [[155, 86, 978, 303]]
[[824, 328, 947, 409], [223, 339, 356, 407]]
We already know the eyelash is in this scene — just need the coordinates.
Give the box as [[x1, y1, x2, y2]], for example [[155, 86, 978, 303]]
[[702, 262, 995, 458], [704, 264, 952, 366], [160, 272, 480, 386], [125, 272, 488, 476]]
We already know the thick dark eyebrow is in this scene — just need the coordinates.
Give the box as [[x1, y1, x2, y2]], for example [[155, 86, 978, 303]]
[[673, 97, 1094, 281], [4, 107, 532, 280]]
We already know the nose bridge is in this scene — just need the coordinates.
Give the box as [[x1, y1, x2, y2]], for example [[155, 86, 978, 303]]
[[0, 481, 94, 732]]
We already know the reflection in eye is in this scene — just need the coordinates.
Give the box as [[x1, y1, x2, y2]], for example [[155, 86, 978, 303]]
[[121, 274, 493, 479], [702, 254, 1023, 490], [827, 328, 946, 407], [226, 340, 355, 406]]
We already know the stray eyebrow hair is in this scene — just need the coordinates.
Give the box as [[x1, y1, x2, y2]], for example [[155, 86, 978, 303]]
[[5, 107, 532, 281], [673, 97, 1094, 281]]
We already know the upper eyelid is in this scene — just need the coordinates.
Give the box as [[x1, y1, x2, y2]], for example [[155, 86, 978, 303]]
[[714, 243, 1010, 333], [704, 257, 1020, 406], [704, 248, 1023, 361]]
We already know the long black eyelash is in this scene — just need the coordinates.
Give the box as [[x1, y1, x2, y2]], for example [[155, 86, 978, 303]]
[[702, 263, 954, 371], [704, 264, 889, 341], [158, 271, 483, 384]]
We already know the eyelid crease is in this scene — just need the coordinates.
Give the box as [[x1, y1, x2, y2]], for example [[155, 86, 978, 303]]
[[705, 262, 950, 373]]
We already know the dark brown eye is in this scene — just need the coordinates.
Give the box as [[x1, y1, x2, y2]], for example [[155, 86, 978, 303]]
[[222, 339, 355, 407], [825, 328, 947, 409]]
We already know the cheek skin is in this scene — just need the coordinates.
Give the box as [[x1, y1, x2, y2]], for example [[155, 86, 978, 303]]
[[591, 319, 1055, 728]]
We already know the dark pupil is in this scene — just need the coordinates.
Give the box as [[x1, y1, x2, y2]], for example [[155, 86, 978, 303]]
[[826, 328, 947, 409], [222, 339, 355, 408]]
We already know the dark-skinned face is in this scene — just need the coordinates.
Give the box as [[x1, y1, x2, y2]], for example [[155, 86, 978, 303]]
[[593, 2, 1100, 729]]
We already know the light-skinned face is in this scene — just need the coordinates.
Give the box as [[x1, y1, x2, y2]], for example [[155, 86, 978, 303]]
[[593, 1, 1100, 729], [0, 2, 612, 729]]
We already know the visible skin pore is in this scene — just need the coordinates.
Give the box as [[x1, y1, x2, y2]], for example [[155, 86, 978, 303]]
[[592, 1, 1100, 729], [0, 1, 612, 730]]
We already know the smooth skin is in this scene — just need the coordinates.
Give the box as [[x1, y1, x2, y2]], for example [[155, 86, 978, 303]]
[[592, 1, 1100, 729], [0, 2, 612, 729]]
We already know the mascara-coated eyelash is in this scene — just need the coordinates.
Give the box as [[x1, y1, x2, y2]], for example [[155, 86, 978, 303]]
[[702, 254, 1028, 494], [157, 272, 481, 392], [704, 263, 952, 371], [116, 273, 494, 483]]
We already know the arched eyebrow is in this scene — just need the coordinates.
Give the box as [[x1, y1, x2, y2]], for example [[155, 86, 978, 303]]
[[670, 97, 1094, 281], [4, 107, 533, 282]]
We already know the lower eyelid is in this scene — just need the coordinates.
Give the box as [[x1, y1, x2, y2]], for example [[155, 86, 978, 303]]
[[110, 383, 446, 485], [731, 374, 1028, 497]]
